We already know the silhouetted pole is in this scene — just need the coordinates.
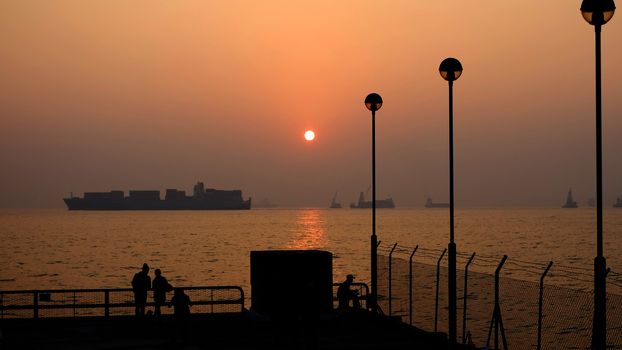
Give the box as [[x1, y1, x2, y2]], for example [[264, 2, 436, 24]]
[[439, 57, 463, 344], [365, 92, 383, 314], [579, 2, 615, 349]]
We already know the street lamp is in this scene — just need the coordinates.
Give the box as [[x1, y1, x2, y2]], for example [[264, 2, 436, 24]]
[[439, 57, 463, 344], [365, 92, 383, 314], [580, 1, 615, 349]]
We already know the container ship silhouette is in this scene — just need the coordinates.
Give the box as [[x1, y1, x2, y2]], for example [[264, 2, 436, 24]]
[[424, 197, 449, 208], [350, 187, 395, 209], [64, 182, 251, 210]]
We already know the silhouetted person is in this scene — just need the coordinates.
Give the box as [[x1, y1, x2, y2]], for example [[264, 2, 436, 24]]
[[170, 288, 191, 316], [169, 288, 192, 342], [152, 268, 172, 316], [337, 274, 359, 309], [131, 263, 151, 316]]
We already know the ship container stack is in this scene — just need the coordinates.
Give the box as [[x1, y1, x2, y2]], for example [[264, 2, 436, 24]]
[[165, 189, 186, 200]]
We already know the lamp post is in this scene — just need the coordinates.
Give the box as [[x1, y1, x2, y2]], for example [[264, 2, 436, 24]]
[[580, 1, 615, 349], [365, 92, 383, 314], [439, 57, 463, 344]]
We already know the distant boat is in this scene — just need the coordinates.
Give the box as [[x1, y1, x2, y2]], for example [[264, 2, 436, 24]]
[[425, 197, 449, 208], [350, 189, 395, 209], [562, 188, 578, 208], [329, 191, 342, 208], [614, 196, 622, 208]]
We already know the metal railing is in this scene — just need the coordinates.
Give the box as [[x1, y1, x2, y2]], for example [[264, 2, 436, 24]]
[[0, 286, 244, 319]]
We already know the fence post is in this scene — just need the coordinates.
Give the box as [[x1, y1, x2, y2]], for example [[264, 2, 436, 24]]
[[486, 255, 508, 350], [73, 291, 76, 317], [409, 245, 419, 326], [462, 252, 476, 344], [33, 292, 38, 319], [435, 248, 447, 333], [388, 243, 398, 317], [104, 290, 110, 318], [240, 288, 245, 312], [537, 261, 553, 350]]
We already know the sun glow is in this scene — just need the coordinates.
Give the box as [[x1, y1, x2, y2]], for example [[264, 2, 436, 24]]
[[304, 130, 315, 141]]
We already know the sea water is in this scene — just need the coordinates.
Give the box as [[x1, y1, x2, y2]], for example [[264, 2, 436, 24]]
[[1, 208, 621, 293]]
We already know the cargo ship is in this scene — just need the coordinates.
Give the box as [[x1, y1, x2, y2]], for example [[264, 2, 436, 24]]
[[350, 189, 395, 209], [64, 182, 251, 210], [614, 196, 622, 208], [424, 197, 449, 208]]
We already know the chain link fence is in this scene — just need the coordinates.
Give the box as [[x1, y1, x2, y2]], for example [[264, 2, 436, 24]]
[[377, 243, 622, 349]]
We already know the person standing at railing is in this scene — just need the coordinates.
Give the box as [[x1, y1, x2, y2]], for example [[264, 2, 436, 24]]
[[152, 268, 172, 316], [170, 288, 192, 343], [131, 263, 152, 316], [337, 274, 360, 309], [170, 288, 191, 316]]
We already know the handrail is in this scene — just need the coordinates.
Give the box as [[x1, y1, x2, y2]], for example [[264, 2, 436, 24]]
[[0, 285, 245, 319], [0, 285, 242, 294]]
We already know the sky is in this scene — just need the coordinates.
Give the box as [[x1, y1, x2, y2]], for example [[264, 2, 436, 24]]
[[1, 0, 621, 208]]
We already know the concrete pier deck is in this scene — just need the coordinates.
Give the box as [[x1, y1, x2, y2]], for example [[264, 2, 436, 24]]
[[1, 310, 472, 349]]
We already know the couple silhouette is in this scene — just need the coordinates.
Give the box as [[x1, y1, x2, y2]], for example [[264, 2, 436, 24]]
[[132, 263, 188, 317]]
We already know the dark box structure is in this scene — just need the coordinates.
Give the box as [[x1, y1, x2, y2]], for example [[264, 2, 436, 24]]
[[250, 250, 333, 316]]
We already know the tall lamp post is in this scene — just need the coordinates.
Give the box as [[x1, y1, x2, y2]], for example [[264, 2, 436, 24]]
[[579, 1, 615, 349], [439, 57, 463, 343], [365, 92, 383, 314]]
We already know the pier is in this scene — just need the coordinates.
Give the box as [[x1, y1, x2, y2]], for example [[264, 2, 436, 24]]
[[0, 284, 467, 349]]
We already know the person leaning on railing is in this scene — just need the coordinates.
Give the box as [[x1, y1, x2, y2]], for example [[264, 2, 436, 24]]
[[152, 269, 173, 316], [131, 263, 152, 316], [169, 288, 192, 342], [337, 274, 360, 309]]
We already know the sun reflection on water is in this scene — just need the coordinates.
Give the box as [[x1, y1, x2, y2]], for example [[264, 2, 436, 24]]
[[287, 209, 328, 250]]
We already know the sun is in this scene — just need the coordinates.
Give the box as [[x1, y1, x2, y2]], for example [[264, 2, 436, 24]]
[[304, 130, 316, 141]]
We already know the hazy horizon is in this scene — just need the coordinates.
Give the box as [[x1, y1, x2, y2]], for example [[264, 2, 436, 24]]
[[1, 1, 621, 209]]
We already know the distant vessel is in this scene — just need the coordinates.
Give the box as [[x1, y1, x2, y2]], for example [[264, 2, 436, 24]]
[[350, 188, 395, 209], [425, 197, 449, 208], [614, 197, 622, 208], [64, 182, 251, 210], [562, 188, 578, 208], [329, 191, 342, 208]]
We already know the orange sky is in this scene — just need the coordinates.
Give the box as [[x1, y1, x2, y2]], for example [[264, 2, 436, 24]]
[[1, 1, 621, 207]]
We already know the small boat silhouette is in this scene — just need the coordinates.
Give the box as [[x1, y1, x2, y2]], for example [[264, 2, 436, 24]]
[[330, 191, 342, 208], [562, 188, 578, 208]]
